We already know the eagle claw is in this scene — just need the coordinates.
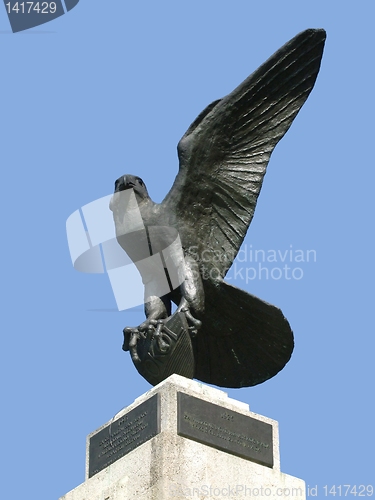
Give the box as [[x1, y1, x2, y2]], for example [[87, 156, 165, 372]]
[[123, 318, 168, 351]]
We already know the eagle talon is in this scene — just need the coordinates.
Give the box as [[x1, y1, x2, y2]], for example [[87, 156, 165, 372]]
[[175, 297, 202, 336], [138, 318, 158, 332], [122, 326, 140, 351]]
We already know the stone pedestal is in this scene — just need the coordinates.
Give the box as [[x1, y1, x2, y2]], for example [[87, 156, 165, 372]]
[[59, 375, 305, 499]]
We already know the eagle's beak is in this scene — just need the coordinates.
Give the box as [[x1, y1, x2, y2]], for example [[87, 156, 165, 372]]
[[115, 176, 135, 193]]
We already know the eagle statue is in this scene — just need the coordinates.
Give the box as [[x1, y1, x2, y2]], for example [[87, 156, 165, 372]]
[[109, 29, 326, 388]]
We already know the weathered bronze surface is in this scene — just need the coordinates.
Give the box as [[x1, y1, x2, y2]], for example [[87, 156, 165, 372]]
[[125, 311, 195, 386], [88, 394, 160, 477], [111, 29, 326, 388], [177, 393, 273, 467]]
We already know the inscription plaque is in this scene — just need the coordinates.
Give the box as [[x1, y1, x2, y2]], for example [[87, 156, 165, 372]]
[[177, 392, 273, 467], [89, 393, 160, 477]]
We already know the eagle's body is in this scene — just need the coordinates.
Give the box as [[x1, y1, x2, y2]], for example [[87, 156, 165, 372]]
[[110, 29, 326, 388]]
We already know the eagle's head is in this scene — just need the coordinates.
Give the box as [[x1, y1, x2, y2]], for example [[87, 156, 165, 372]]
[[114, 174, 149, 198], [109, 174, 150, 213], [109, 174, 150, 211]]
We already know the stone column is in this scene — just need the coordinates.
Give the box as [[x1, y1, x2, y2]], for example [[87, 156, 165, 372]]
[[59, 374, 305, 500]]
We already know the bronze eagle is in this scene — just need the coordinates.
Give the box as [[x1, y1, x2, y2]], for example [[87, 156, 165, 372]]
[[110, 29, 326, 388]]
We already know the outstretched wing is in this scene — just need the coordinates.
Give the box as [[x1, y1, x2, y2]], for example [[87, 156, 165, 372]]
[[162, 29, 326, 278]]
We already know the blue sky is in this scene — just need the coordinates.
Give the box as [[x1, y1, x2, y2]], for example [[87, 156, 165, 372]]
[[1, 1, 374, 499]]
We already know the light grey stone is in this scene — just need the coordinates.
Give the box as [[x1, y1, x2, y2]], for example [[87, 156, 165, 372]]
[[59, 375, 305, 500]]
